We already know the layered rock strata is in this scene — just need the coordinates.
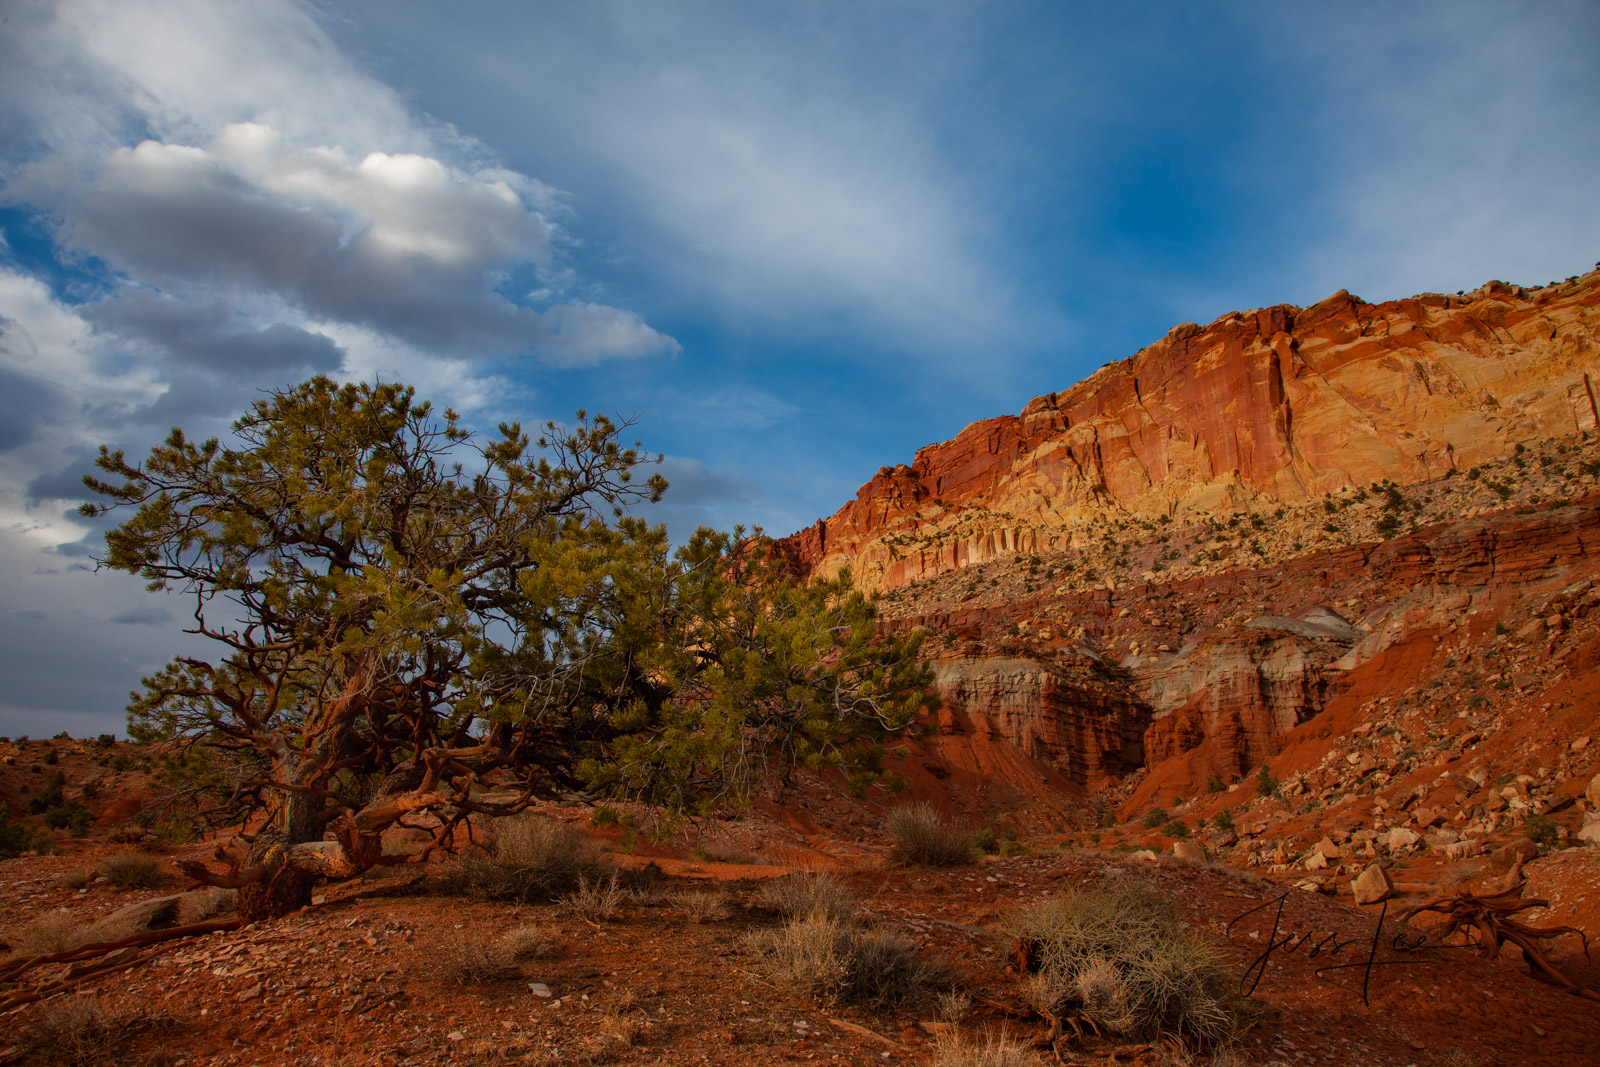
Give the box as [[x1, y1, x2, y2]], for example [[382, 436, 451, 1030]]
[[777, 271, 1600, 594]]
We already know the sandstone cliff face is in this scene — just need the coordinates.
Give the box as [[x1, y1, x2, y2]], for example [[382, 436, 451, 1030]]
[[930, 656, 1148, 785], [777, 272, 1600, 594]]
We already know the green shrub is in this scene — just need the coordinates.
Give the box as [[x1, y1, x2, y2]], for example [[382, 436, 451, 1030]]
[[0, 805, 54, 858], [589, 805, 621, 828], [971, 828, 1000, 854], [1204, 776, 1225, 795], [1141, 808, 1168, 830], [1212, 809, 1234, 832], [886, 804, 974, 866], [1523, 814, 1561, 850], [1254, 765, 1278, 798], [1012, 880, 1242, 1049], [1162, 820, 1190, 840]]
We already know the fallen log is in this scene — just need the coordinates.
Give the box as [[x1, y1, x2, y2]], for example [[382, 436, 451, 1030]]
[[0, 917, 241, 985]]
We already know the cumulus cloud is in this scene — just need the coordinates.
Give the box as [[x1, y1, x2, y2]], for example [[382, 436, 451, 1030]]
[[12, 124, 677, 363]]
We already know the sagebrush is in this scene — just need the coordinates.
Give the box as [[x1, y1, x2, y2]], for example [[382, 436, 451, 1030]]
[[887, 804, 974, 866], [1012, 879, 1242, 1049]]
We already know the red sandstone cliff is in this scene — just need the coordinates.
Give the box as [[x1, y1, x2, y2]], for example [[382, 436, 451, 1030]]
[[776, 271, 1600, 593]]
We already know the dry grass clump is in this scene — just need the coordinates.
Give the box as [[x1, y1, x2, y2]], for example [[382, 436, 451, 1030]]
[[441, 923, 551, 984], [559, 873, 624, 921], [747, 911, 945, 1008], [887, 804, 974, 866], [175, 886, 236, 924], [758, 872, 857, 921], [99, 851, 163, 889], [9, 909, 81, 954], [1012, 880, 1241, 1050], [447, 815, 609, 902], [931, 1030, 1038, 1067], [672, 887, 729, 923], [13, 996, 176, 1066]]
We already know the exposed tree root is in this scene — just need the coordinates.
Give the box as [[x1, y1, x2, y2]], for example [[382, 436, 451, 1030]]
[[1399, 865, 1598, 1002], [0, 918, 242, 1013]]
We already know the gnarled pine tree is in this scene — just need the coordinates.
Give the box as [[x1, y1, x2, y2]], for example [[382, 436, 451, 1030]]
[[87, 377, 933, 919]]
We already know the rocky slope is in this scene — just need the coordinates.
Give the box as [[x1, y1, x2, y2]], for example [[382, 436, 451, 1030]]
[[763, 269, 1600, 903], [777, 270, 1600, 595]]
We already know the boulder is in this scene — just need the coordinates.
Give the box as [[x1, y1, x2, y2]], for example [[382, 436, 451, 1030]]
[[1578, 817, 1600, 847], [1488, 837, 1540, 871], [1173, 840, 1207, 865], [1350, 863, 1394, 905], [1587, 772, 1600, 811]]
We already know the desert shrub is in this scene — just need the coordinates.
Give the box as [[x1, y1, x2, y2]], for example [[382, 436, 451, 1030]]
[[1141, 808, 1169, 830], [559, 872, 624, 921], [758, 872, 857, 922], [1012, 880, 1241, 1049], [100, 851, 163, 889], [176, 886, 237, 924], [747, 912, 944, 1008], [441, 923, 550, 984], [1522, 814, 1561, 850], [1162, 820, 1190, 840], [1212, 809, 1235, 832], [9, 909, 81, 954], [1205, 776, 1225, 795], [931, 1030, 1036, 1067], [887, 804, 974, 866], [56, 869, 94, 890], [1254, 765, 1278, 798], [672, 887, 729, 923], [589, 805, 621, 828], [12, 996, 176, 1067], [0, 806, 54, 858], [972, 827, 1000, 854], [447, 815, 609, 902], [44, 802, 93, 835]]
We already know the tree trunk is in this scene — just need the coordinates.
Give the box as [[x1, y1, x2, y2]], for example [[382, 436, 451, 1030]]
[[238, 758, 321, 922]]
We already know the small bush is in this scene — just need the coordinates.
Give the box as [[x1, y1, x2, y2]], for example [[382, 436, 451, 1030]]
[[1012, 880, 1241, 1049], [589, 805, 620, 828], [887, 804, 974, 866], [440, 924, 550, 984], [12, 996, 176, 1067], [1523, 814, 1561, 850], [747, 913, 944, 1007], [1204, 776, 1225, 795], [931, 1030, 1036, 1067], [1212, 809, 1235, 832], [673, 887, 729, 923], [758, 872, 857, 922], [448, 815, 609, 901], [1162, 820, 1190, 840], [100, 852, 163, 889], [1141, 808, 1169, 830], [9, 909, 81, 954], [971, 827, 1000, 854], [560, 873, 624, 921], [1254, 765, 1278, 798]]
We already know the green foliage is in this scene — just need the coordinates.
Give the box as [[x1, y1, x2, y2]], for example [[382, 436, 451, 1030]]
[[42, 748, 58, 766], [1204, 776, 1225, 795], [1523, 814, 1561, 850], [1141, 807, 1168, 830], [972, 827, 1000, 854], [86, 377, 937, 891], [0, 804, 55, 858], [589, 805, 621, 828], [1161, 819, 1189, 840], [1212, 809, 1234, 832], [1254, 765, 1279, 798]]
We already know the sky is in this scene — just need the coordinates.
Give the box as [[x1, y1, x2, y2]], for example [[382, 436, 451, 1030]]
[[1, 0, 1597, 738]]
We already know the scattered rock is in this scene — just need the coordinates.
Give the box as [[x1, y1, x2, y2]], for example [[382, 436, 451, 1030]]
[[1351, 863, 1394, 905], [1172, 840, 1206, 865]]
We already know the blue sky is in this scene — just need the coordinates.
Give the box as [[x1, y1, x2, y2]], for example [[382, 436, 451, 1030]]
[[1, 0, 1597, 737]]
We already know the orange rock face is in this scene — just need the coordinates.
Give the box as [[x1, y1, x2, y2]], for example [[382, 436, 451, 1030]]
[[777, 272, 1600, 593]]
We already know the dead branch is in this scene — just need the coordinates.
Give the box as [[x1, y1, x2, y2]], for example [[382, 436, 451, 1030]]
[[1399, 876, 1599, 1001]]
